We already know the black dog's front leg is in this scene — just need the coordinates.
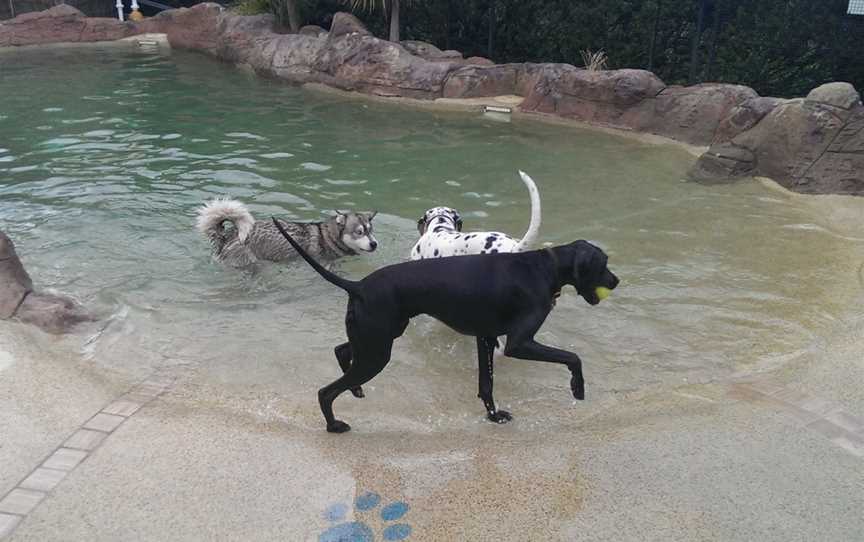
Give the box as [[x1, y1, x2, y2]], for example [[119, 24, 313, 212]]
[[505, 338, 585, 400], [334, 342, 364, 398], [477, 336, 512, 424]]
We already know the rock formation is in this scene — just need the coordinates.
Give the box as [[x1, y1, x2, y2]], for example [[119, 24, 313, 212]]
[[0, 231, 95, 334]]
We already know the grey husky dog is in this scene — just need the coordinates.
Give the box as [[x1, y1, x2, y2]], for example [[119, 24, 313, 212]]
[[196, 198, 378, 268]]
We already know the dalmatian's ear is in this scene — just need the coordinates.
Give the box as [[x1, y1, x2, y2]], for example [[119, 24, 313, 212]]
[[335, 210, 346, 226], [454, 211, 463, 232], [416, 216, 428, 235]]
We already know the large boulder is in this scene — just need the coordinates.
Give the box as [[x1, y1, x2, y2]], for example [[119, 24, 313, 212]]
[[688, 142, 756, 182], [0, 231, 94, 334], [644, 83, 758, 145], [267, 34, 328, 82], [732, 99, 846, 184], [805, 82, 862, 111], [0, 232, 33, 320], [521, 66, 666, 126], [0, 4, 132, 46], [314, 32, 459, 98], [401, 39, 453, 58], [328, 12, 371, 39], [689, 86, 864, 194], [137, 3, 223, 52], [443, 64, 521, 98], [214, 12, 278, 65], [713, 96, 784, 143], [792, 106, 864, 194], [299, 24, 326, 37], [464, 56, 494, 66]]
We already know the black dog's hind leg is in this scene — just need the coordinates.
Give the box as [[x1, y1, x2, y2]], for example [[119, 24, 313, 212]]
[[505, 320, 586, 400], [319, 340, 393, 433], [334, 342, 364, 398], [477, 336, 512, 424]]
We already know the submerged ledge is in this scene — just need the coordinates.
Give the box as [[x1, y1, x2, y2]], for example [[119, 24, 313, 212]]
[[2, 3, 862, 196]]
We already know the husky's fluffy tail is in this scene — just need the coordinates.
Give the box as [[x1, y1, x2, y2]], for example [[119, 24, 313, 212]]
[[513, 170, 542, 252], [196, 198, 255, 251], [271, 218, 361, 296]]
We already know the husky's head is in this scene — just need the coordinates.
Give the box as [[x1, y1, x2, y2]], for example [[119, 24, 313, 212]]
[[336, 211, 378, 253]]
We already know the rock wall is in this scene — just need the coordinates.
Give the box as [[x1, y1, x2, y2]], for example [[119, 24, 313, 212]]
[[1, 4, 862, 195]]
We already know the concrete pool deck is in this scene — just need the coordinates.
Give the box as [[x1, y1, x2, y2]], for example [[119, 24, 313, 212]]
[[2, 315, 863, 541]]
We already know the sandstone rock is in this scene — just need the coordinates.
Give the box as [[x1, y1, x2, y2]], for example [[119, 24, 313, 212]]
[[401, 39, 444, 58], [135, 3, 223, 52], [0, 231, 94, 334], [732, 99, 844, 179], [521, 66, 666, 126], [806, 82, 861, 111], [713, 96, 784, 143], [299, 24, 326, 37], [0, 4, 131, 46], [645, 83, 758, 145], [268, 34, 328, 82], [464, 56, 494, 66], [328, 12, 370, 39], [0, 231, 33, 319], [315, 33, 458, 98], [443, 64, 520, 99], [688, 142, 756, 182], [215, 12, 278, 65], [790, 106, 864, 194]]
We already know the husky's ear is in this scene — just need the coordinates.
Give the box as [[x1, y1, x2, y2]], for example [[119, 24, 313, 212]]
[[366, 211, 378, 221], [335, 210, 346, 226]]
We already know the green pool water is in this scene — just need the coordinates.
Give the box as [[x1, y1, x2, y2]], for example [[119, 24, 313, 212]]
[[2, 45, 863, 430]]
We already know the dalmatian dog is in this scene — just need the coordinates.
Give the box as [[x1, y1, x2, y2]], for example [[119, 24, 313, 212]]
[[411, 171, 541, 260]]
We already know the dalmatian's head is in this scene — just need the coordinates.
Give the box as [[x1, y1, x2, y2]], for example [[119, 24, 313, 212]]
[[417, 207, 463, 235]]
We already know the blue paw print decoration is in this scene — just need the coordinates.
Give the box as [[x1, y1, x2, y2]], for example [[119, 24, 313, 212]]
[[319, 491, 412, 541]]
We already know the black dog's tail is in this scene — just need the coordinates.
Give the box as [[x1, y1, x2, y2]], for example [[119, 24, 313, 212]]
[[271, 217, 361, 296]]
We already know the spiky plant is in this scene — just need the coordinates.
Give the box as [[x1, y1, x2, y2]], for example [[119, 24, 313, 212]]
[[580, 49, 608, 72], [343, 0, 414, 42]]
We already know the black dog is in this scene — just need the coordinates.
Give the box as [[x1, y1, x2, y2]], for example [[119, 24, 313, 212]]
[[273, 218, 619, 433]]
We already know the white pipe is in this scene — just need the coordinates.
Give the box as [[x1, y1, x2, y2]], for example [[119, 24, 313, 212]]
[[116, 0, 124, 21], [130, 0, 139, 11]]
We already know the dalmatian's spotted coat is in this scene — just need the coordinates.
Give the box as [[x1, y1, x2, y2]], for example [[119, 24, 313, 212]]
[[411, 171, 541, 260]]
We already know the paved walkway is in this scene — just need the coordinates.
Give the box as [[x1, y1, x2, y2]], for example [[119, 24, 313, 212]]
[[1, 319, 863, 541]]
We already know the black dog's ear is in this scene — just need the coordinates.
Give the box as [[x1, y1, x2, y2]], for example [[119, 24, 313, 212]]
[[417, 217, 427, 235], [570, 241, 592, 284]]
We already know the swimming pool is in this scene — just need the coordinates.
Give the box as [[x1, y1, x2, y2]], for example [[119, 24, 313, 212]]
[[1, 44, 862, 434]]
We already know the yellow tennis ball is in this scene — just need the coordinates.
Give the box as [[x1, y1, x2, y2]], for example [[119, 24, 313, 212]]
[[595, 287, 611, 301]]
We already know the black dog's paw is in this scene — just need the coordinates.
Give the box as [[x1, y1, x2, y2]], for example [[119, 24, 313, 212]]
[[350, 386, 365, 398], [570, 375, 585, 400], [327, 420, 351, 433], [487, 410, 513, 424]]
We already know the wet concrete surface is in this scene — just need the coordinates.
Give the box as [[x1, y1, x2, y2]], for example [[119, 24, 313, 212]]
[[2, 321, 863, 541]]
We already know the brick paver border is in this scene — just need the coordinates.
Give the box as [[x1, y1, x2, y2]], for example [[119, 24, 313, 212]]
[[0, 372, 175, 540]]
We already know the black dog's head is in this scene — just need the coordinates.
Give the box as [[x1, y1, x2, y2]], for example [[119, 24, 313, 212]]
[[564, 240, 619, 305]]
